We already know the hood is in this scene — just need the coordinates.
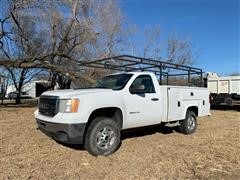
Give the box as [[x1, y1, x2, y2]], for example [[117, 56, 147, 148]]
[[41, 88, 113, 98]]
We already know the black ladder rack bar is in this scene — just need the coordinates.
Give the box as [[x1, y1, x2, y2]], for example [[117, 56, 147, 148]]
[[78, 55, 203, 86]]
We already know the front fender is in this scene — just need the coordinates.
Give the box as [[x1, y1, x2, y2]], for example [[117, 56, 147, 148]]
[[78, 92, 126, 126]]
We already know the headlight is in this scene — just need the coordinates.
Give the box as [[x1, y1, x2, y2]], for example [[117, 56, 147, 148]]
[[59, 99, 79, 113]]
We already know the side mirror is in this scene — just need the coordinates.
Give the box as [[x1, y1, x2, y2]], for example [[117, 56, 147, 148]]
[[130, 84, 145, 94]]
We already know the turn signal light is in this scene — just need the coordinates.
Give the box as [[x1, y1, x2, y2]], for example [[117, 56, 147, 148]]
[[71, 99, 79, 113]]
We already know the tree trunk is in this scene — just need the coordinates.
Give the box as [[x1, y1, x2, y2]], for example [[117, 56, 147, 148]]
[[1, 94, 3, 104], [1, 85, 3, 104], [1, 91, 4, 104], [15, 92, 21, 104]]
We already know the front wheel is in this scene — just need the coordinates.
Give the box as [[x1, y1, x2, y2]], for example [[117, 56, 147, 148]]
[[84, 117, 121, 156], [178, 110, 197, 134]]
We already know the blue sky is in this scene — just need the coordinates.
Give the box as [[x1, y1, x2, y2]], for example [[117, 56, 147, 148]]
[[120, 0, 239, 75]]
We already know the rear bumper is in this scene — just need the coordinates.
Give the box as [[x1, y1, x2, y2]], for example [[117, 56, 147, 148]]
[[36, 119, 86, 144]]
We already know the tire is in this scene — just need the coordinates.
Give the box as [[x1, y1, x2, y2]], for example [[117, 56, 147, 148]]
[[225, 97, 234, 106], [178, 110, 197, 134], [84, 117, 121, 156]]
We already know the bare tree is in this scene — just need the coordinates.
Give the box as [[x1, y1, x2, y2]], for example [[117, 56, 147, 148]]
[[7, 68, 44, 104], [0, 0, 48, 103], [167, 33, 198, 65], [0, 0, 199, 97], [142, 26, 162, 59], [129, 26, 197, 66], [0, 0, 124, 102], [37, 0, 124, 89], [0, 69, 10, 104]]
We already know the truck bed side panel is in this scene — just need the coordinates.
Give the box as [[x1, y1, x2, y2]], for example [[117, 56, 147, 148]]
[[161, 86, 210, 122]]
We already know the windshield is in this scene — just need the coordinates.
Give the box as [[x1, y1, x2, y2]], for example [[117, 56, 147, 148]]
[[92, 74, 133, 90]]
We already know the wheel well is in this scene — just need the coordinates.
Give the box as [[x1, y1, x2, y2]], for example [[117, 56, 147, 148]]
[[187, 106, 198, 116], [87, 107, 123, 129]]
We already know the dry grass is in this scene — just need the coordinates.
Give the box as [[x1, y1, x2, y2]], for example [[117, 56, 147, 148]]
[[0, 106, 239, 179]]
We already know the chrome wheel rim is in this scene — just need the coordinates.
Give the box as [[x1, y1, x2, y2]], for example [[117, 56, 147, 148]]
[[187, 116, 196, 130], [96, 127, 115, 150]]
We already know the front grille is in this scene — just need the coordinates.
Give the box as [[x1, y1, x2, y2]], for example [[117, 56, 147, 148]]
[[38, 95, 59, 117]]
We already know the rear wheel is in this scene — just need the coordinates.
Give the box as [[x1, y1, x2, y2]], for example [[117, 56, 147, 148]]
[[225, 97, 234, 106], [178, 110, 197, 134], [84, 117, 120, 156]]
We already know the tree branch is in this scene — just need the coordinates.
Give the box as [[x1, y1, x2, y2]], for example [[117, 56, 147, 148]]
[[0, 59, 95, 84]]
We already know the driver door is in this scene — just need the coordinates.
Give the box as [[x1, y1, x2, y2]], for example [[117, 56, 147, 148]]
[[124, 75, 161, 128]]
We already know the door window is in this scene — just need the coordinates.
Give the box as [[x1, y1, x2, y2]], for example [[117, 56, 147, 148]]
[[130, 75, 155, 93]]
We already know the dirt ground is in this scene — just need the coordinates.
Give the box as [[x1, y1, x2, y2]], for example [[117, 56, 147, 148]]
[[0, 105, 239, 179]]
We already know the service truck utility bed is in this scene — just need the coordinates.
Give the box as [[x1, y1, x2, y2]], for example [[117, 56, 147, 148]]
[[165, 86, 210, 121]]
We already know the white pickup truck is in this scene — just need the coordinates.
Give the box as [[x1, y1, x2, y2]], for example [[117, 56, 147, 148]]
[[35, 72, 210, 156]]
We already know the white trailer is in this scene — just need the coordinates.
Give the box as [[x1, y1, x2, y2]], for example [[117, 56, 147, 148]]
[[6, 80, 50, 98], [206, 72, 240, 106]]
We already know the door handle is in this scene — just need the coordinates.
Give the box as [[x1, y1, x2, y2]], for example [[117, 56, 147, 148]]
[[151, 98, 159, 101]]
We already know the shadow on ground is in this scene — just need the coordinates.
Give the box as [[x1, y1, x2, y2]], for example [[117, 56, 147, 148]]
[[121, 124, 176, 140], [60, 124, 177, 151], [0, 99, 38, 108], [211, 105, 240, 111], [60, 143, 85, 151]]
